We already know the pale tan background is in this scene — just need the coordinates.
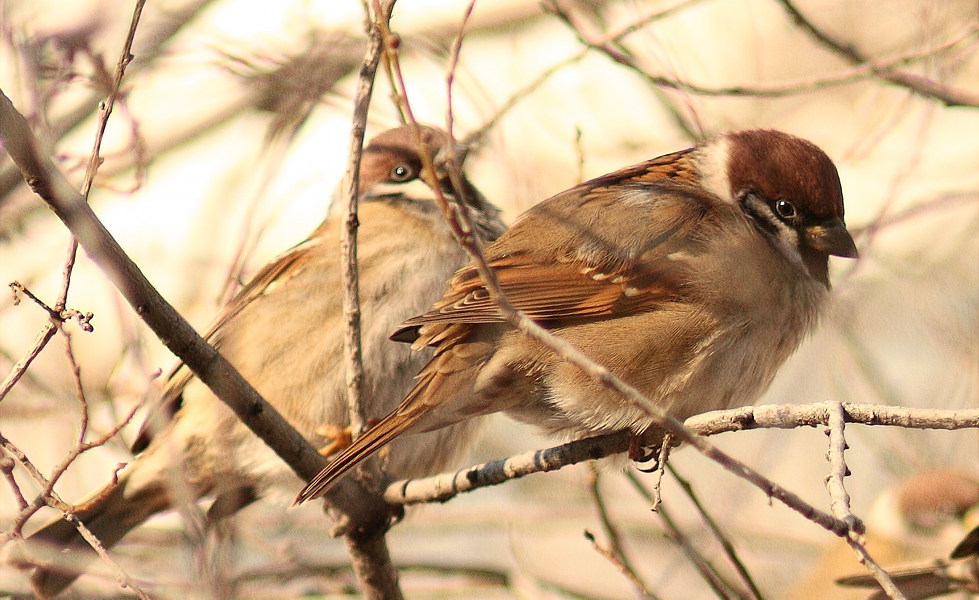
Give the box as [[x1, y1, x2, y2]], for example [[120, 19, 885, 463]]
[[0, 0, 977, 598]]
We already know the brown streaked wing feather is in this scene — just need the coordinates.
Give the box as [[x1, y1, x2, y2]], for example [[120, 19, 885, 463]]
[[131, 234, 327, 453], [836, 563, 961, 600], [204, 231, 328, 341], [398, 182, 709, 335]]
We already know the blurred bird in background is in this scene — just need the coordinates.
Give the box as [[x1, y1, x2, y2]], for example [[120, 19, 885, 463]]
[[792, 469, 979, 600], [14, 124, 505, 598]]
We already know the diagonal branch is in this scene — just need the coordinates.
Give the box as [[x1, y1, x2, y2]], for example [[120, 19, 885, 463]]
[[0, 86, 393, 537]]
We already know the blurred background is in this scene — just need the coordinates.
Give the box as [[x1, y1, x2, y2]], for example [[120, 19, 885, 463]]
[[0, 0, 977, 598]]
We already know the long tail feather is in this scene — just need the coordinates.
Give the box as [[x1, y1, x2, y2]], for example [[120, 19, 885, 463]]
[[294, 392, 431, 504]]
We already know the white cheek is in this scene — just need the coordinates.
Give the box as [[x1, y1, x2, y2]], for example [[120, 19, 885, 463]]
[[696, 136, 733, 204]]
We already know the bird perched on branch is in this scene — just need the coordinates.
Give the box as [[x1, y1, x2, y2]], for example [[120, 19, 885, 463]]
[[15, 124, 504, 598], [297, 128, 859, 503]]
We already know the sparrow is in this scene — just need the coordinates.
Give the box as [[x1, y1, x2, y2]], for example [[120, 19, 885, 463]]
[[836, 518, 979, 600], [834, 528, 979, 600], [794, 469, 979, 600], [296, 128, 859, 503], [15, 124, 504, 597]]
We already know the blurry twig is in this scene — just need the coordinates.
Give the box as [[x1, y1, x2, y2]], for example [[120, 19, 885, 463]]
[[444, 0, 476, 145], [587, 467, 658, 598], [1, 416, 148, 598], [669, 466, 765, 600], [0, 325, 58, 403], [775, 0, 979, 107], [0, 0, 220, 221], [628, 472, 737, 599], [466, 0, 706, 148], [848, 192, 977, 236], [548, 1, 979, 106], [583, 529, 661, 600]]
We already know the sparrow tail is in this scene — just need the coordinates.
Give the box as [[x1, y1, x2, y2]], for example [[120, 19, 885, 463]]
[[294, 386, 435, 504]]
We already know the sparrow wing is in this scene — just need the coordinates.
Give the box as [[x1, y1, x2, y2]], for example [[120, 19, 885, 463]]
[[836, 561, 966, 600], [394, 177, 718, 341], [131, 231, 327, 453]]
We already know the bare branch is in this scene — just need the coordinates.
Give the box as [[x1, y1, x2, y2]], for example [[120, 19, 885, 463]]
[[548, 1, 979, 106], [774, 0, 979, 107], [384, 402, 979, 505]]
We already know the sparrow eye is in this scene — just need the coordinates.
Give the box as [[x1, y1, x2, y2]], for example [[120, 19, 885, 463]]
[[389, 163, 416, 183], [775, 200, 797, 220]]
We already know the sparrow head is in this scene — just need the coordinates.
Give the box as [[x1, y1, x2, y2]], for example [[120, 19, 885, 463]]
[[356, 124, 502, 238], [357, 124, 442, 197], [697, 129, 858, 287]]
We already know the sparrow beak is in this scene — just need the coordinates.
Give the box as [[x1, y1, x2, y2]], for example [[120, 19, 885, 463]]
[[431, 141, 470, 179], [805, 219, 858, 258]]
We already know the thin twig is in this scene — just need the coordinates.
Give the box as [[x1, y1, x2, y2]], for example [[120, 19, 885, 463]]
[[341, 0, 388, 445], [824, 401, 907, 600], [0, 322, 58, 404], [649, 433, 672, 512], [0, 456, 27, 511], [0, 433, 151, 599], [583, 529, 661, 600], [774, 0, 979, 107], [465, 0, 707, 147], [628, 474, 738, 600], [337, 3, 406, 600], [667, 465, 765, 600], [548, 2, 979, 106]]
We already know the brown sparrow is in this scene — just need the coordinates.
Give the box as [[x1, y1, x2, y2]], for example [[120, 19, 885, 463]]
[[17, 124, 504, 597], [835, 512, 979, 600], [297, 128, 859, 502], [795, 469, 979, 600]]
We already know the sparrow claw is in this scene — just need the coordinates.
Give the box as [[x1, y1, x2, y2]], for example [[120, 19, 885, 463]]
[[316, 425, 352, 457], [628, 434, 659, 468], [316, 419, 383, 457]]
